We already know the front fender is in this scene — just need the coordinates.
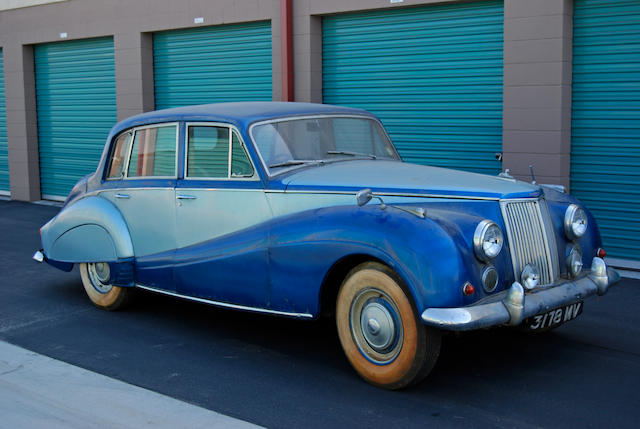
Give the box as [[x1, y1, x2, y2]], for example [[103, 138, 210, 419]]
[[41, 196, 134, 263], [268, 204, 471, 315]]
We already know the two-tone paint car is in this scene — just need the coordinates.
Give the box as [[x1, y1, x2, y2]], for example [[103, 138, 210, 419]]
[[34, 102, 620, 389]]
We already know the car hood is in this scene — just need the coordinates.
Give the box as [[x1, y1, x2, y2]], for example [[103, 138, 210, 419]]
[[281, 160, 542, 199]]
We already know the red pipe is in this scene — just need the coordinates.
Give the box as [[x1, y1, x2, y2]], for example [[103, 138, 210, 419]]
[[280, 0, 294, 101]]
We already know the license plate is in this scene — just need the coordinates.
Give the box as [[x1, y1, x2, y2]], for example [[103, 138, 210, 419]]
[[524, 302, 584, 331]]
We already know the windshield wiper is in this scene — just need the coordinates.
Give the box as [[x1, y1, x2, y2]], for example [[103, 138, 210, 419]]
[[326, 150, 377, 159], [268, 159, 323, 169]]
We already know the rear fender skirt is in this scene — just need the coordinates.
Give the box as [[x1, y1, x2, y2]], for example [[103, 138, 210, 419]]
[[41, 196, 133, 263]]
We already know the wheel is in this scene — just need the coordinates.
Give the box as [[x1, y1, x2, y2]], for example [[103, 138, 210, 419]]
[[79, 262, 132, 310], [336, 262, 441, 390]]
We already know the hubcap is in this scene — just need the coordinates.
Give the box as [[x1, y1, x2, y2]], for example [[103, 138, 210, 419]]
[[350, 288, 403, 364], [360, 302, 396, 351], [87, 262, 113, 294]]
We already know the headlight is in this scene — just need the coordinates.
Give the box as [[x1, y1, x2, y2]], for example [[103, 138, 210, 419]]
[[564, 204, 588, 240], [473, 220, 503, 262]]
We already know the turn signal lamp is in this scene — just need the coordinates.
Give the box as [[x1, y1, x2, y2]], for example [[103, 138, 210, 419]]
[[462, 283, 475, 296], [597, 248, 607, 258]]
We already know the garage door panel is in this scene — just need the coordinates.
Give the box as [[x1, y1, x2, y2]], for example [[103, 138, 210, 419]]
[[323, 1, 504, 176], [153, 21, 272, 110], [35, 37, 116, 200], [0, 48, 7, 193], [571, 0, 640, 260]]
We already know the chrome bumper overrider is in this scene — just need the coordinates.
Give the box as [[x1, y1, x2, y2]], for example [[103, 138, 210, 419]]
[[421, 257, 621, 331], [33, 250, 45, 262]]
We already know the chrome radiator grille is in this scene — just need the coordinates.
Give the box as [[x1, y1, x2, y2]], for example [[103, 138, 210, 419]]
[[500, 199, 559, 286]]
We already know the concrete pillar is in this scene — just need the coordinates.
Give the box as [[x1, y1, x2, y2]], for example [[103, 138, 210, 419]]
[[502, 0, 573, 189], [292, 11, 322, 103], [114, 32, 155, 121], [3, 43, 40, 201]]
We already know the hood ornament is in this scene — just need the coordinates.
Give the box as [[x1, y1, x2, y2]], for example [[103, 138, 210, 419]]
[[498, 168, 514, 180], [355, 189, 426, 219]]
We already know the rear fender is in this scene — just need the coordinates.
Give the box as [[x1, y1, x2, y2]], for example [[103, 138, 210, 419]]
[[41, 196, 134, 263]]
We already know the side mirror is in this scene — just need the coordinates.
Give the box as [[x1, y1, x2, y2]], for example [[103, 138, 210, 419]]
[[356, 188, 373, 207]]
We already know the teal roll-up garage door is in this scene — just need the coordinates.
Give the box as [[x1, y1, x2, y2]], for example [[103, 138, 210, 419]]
[[571, 0, 640, 261], [35, 37, 116, 200], [323, 1, 504, 175], [154, 21, 272, 110], [0, 48, 9, 194]]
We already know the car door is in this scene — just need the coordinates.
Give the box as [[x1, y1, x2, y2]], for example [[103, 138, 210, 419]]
[[100, 123, 179, 291], [174, 123, 272, 308]]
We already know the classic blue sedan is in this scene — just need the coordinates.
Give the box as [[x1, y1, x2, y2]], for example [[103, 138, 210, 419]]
[[34, 102, 620, 389]]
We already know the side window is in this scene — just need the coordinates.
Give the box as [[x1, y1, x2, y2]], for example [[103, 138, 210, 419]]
[[106, 132, 132, 179], [127, 125, 177, 178], [187, 126, 255, 179], [187, 126, 230, 178], [231, 131, 254, 177]]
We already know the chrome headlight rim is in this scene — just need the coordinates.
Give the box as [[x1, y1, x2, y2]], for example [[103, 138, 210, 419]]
[[473, 220, 504, 262], [564, 204, 588, 241]]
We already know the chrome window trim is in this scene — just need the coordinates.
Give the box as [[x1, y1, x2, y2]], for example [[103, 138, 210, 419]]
[[184, 122, 259, 181], [248, 114, 401, 178], [123, 122, 180, 180], [135, 284, 314, 319]]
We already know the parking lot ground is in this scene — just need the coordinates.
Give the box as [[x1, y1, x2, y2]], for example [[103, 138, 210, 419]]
[[0, 340, 261, 429], [1, 200, 639, 429]]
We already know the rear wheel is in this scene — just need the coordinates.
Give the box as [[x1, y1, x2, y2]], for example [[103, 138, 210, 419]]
[[79, 262, 132, 310], [336, 262, 441, 389]]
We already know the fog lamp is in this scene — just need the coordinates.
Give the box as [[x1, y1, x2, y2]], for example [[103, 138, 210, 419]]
[[521, 264, 540, 290], [566, 244, 583, 278], [482, 266, 499, 293]]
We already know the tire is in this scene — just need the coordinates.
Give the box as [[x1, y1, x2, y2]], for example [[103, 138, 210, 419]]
[[336, 262, 441, 390], [79, 262, 133, 311]]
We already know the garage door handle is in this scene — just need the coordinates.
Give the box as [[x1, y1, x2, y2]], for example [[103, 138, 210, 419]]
[[115, 193, 130, 199], [176, 194, 197, 200]]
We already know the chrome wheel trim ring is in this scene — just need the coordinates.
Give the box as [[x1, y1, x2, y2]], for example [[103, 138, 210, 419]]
[[349, 287, 403, 364], [87, 262, 113, 294]]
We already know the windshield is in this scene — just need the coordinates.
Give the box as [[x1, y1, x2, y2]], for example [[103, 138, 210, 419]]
[[251, 116, 400, 174]]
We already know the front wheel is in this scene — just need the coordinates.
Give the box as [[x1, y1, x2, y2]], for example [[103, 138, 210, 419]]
[[79, 262, 132, 310], [336, 262, 441, 389]]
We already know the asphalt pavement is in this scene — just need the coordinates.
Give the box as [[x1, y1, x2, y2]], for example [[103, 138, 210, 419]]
[[1, 199, 639, 429]]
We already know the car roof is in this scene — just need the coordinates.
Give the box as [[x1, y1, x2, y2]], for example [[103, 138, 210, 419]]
[[110, 102, 375, 136]]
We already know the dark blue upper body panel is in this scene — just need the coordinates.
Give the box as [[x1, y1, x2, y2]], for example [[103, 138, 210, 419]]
[[109, 102, 374, 137]]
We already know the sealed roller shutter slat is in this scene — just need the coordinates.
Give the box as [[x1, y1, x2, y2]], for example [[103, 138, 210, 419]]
[[0, 49, 8, 193], [153, 21, 272, 109], [35, 37, 117, 200], [323, 1, 504, 175], [571, 0, 640, 260]]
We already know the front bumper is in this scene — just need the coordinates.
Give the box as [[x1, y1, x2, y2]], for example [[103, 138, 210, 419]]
[[421, 257, 620, 331]]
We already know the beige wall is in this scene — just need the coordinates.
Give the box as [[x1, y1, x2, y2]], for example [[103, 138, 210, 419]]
[[0, 0, 574, 200]]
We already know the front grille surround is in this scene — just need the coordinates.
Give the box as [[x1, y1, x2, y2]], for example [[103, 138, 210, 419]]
[[500, 198, 559, 286]]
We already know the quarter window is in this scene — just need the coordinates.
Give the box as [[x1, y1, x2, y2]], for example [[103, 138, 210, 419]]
[[127, 125, 177, 177], [187, 125, 254, 179], [231, 132, 254, 177], [106, 132, 132, 179]]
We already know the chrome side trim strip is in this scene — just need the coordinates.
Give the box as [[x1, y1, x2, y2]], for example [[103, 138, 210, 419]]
[[268, 189, 499, 201], [134, 284, 314, 319]]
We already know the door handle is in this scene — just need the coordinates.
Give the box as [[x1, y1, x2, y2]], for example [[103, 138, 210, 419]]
[[176, 194, 197, 200], [115, 193, 130, 199]]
